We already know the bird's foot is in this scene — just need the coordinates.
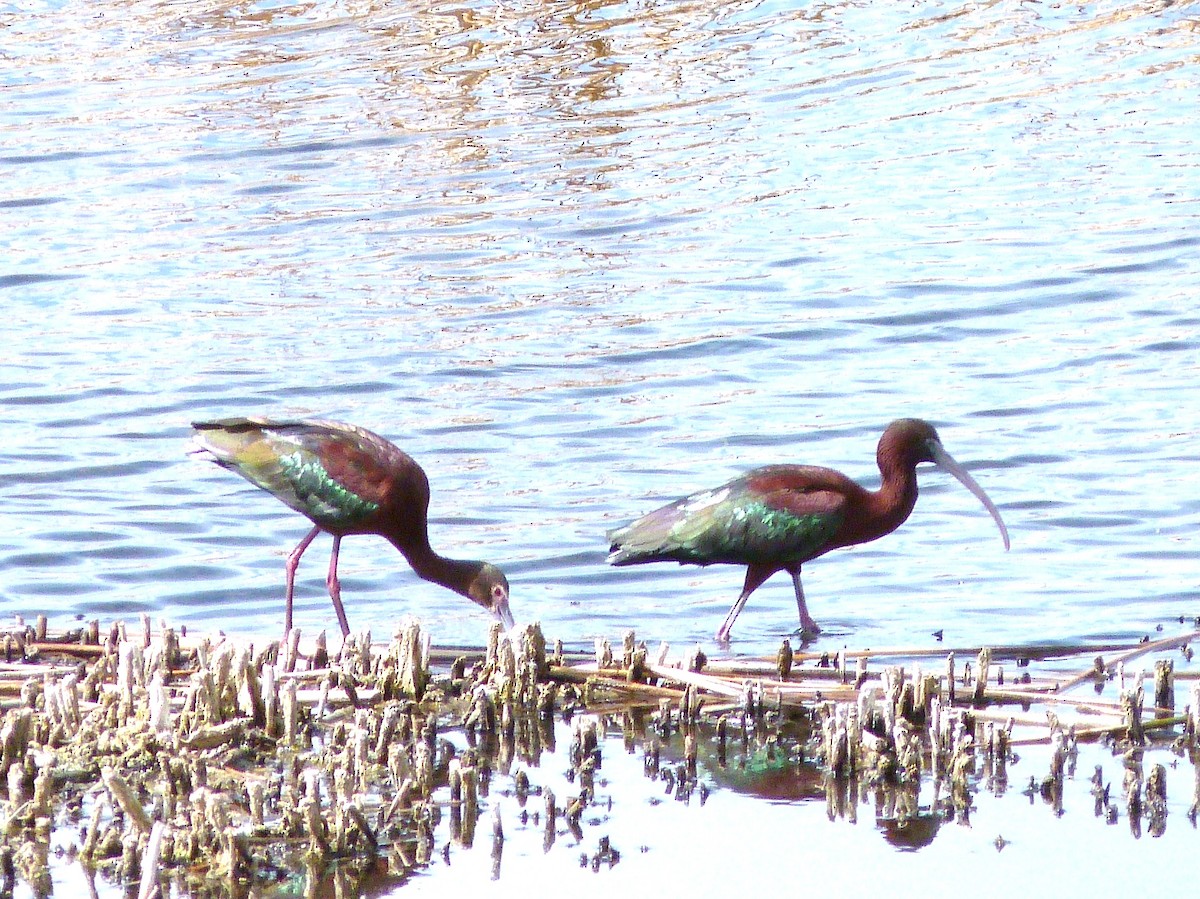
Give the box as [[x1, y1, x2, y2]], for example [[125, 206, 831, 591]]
[[796, 619, 822, 643]]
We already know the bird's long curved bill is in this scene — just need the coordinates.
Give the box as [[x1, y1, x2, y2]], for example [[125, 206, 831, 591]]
[[495, 599, 516, 631], [930, 443, 1010, 550]]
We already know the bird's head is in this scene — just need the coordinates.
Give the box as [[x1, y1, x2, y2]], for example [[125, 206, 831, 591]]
[[883, 418, 944, 466], [884, 418, 1011, 551], [469, 562, 515, 630]]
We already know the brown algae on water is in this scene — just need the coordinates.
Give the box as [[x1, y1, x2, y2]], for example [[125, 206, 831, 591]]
[[2, 618, 1200, 896]]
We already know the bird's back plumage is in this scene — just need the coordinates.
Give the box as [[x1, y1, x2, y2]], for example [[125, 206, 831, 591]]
[[191, 417, 426, 535], [607, 465, 848, 568]]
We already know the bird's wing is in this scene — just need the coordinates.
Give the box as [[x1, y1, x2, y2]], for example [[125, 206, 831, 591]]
[[192, 418, 408, 529], [608, 469, 846, 567]]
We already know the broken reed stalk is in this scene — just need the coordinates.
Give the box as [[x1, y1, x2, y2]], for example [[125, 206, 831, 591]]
[[549, 667, 687, 701], [550, 632, 1200, 755], [1, 616, 505, 896], [726, 639, 1185, 668], [1054, 630, 1200, 693], [5, 619, 1196, 867], [543, 633, 1195, 745], [699, 632, 1199, 686]]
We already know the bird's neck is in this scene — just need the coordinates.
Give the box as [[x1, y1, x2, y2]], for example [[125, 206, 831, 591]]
[[864, 455, 920, 541], [388, 534, 480, 599]]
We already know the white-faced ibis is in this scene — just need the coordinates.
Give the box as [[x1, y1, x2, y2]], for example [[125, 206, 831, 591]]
[[191, 417, 514, 637], [607, 419, 1009, 643]]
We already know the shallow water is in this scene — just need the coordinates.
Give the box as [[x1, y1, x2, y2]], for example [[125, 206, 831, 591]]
[[391, 724, 1200, 897], [29, 694, 1200, 898], [2, 0, 1199, 657]]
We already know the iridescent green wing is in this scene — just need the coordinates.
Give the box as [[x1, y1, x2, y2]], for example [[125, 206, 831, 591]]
[[675, 473, 844, 566], [195, 419, 385, 530], [608, 467, 845, 567]]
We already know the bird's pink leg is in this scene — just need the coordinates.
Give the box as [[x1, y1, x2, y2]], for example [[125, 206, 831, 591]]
[[788, 567, 821, 637], [715, 589, 751, 644], [285, 526, 322, 635], [716, 565, 776, 643], [326, 535, 351, 638]]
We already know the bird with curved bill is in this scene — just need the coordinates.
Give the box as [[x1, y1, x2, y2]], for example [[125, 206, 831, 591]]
[[607, 419, 1009, 643], [191, 418, 514, 638]]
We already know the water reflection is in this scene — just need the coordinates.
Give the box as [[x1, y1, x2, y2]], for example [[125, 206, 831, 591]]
[[1, 0, 1198, 658]]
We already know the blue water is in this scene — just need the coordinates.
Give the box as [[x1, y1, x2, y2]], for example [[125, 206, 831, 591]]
[[2, 0, 1198, 656]]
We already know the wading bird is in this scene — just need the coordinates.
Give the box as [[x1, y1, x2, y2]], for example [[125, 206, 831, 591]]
[[607, 419, 1008, 642], [191, 417, 514, 637]]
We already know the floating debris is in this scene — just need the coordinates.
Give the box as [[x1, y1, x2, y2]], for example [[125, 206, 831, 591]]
[[1, 619, 1198, 896]]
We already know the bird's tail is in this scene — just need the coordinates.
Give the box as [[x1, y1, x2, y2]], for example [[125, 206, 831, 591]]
[[190, 418, 275, 465]]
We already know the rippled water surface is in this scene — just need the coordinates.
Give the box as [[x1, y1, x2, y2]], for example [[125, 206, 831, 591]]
[[3, 0, 1199, 655]]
